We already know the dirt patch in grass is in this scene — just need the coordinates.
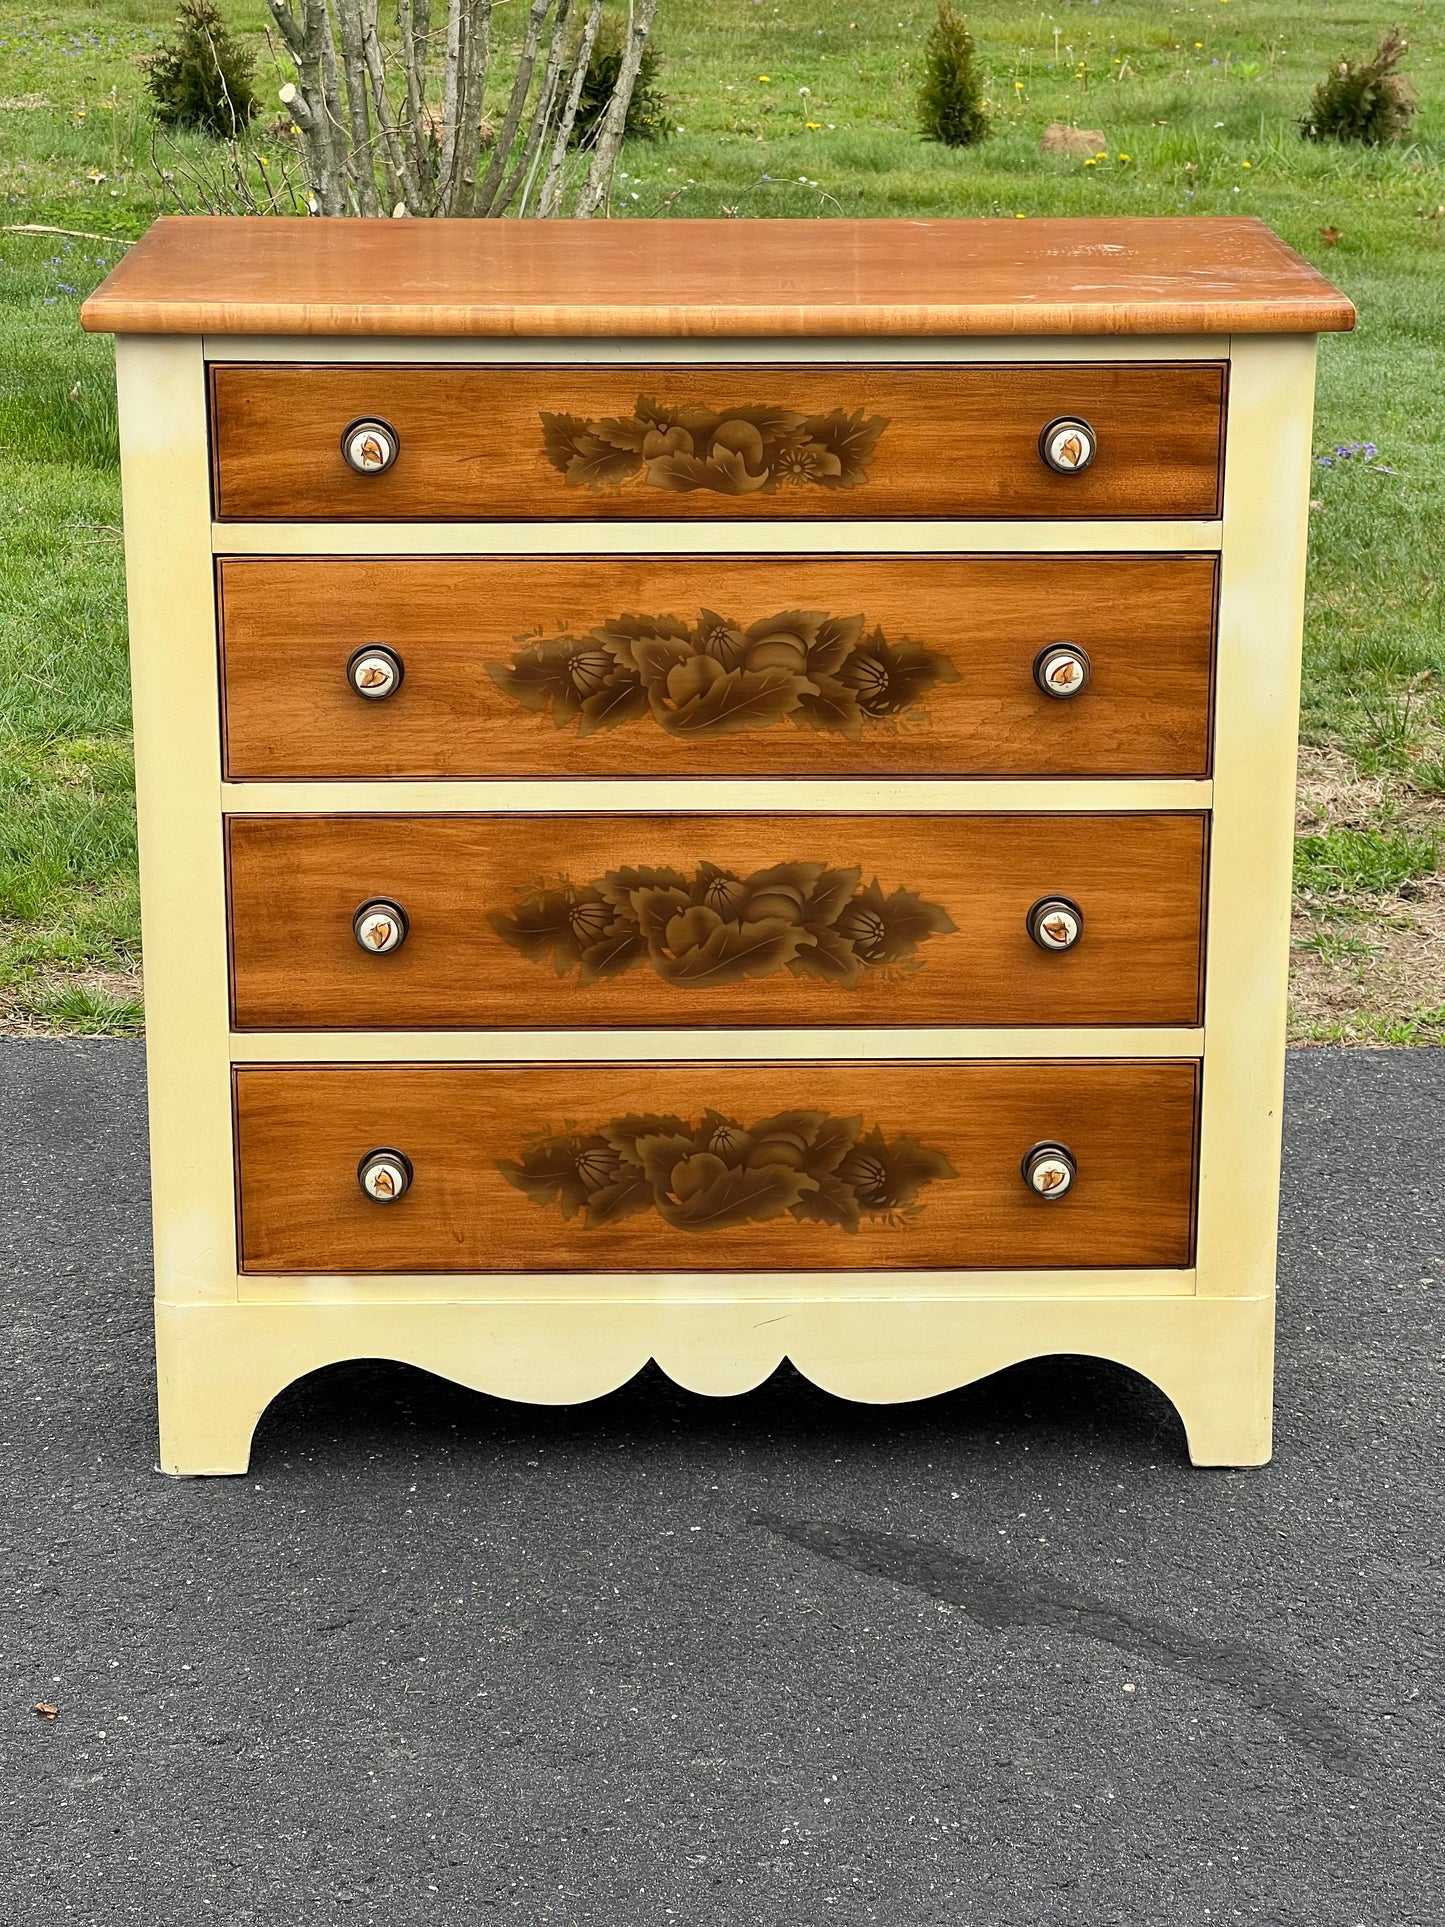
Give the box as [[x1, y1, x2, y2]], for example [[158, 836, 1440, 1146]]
[[0, 964, 144, 1036], [1291, 747, 1445, 1044]]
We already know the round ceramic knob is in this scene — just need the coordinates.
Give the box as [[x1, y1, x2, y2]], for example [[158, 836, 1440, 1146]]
[[353, 898, 408, 955], [341, 418, 399, 475], [346, 644, 404, 701], [1033, 643, 1092, 700], [1022, 1142, 1076, 1201], [358, 1148, 413, 1203], [1027, 896, 1084, 953], [1039, 416, 1096, 474]]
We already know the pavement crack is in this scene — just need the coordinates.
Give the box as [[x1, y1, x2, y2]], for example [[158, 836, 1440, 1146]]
[[758, 1513, 1369, 1776]]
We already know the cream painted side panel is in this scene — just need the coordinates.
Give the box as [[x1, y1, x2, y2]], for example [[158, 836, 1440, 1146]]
[[115, 338, 236, 1309], [1195, 334, 1317, 1299]]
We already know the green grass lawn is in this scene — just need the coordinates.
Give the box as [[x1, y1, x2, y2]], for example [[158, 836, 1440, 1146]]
[[1, 0, 1443, 1037]]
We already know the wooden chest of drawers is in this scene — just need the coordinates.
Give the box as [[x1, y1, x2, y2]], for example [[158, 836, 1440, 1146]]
[[84, 215, 1352, 1473]]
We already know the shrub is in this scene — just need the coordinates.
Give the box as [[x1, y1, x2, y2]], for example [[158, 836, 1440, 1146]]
[[570, 22, 671, 147], [918, 1, 988, 148], [143, 0, 258, 139], [1301, 28, 1416, 146]]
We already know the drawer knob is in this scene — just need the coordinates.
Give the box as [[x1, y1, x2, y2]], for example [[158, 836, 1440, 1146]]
[[358, 1148, 413, 1202], [353, 898, 408, 955], [1022, 1142, 1076, 1200], [341, 417, 399, 475], [346, 643, 404, 701], [1027, 896, 1084, 952], [1039, 416, 1097, 474], [1033, 643, 1091, 700]]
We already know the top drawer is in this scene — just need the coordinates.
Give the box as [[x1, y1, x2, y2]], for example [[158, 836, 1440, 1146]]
[[209, 362, 1227, 524]]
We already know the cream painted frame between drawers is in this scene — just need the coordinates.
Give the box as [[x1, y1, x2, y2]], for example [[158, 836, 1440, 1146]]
[[117, 331, 1314, 1471]]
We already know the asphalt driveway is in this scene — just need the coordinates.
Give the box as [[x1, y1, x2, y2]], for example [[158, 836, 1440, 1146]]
[[1, 1041, 1441, 1925]]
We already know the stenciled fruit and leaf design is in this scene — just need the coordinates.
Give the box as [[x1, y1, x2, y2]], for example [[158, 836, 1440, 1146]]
[[539, 393, 888, 496], [486, 606, 958, 742], [498, 1108, 958, 1234], [488, 860, 957, 992]]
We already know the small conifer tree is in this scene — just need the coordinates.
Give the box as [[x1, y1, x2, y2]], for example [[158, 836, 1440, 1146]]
[[1302, 29, 1416, 146], [571, 22, 671, 146], [918, 2, 988, 148], [143, 0, 258, 140]]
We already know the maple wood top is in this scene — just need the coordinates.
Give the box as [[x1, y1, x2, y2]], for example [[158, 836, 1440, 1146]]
[[82, 215, 1353, 339]]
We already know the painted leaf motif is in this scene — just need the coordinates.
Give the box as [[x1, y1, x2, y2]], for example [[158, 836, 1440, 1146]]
[[497, 1136, 592, 1219], [748, 1109, 860, 1178], [490, 859, 953, 990], [576, 678, 650, 736], [657, 1158, 817, 1231], [653, 658, 806, 738], [489, 605, 951, 739], [539, 411, 592, 473], [487, 891, 576, 965], [592, 865, 690, 911], [744, 608, 825, 653], [645, 448, 771, 496], [803, 866, 864, 930], [807, 614, 866, 676], [577, 927, 649, 985], [785, 926, 864, 987], [789, 1173, 864, 1233], [584, 1175, 656, 1229], [625, 630, 697, 689], [485, 643, 578, 718], [593, 611, 693, 656], [598, 1112, 700, 1162], [633, 1133, 703, 1192], [801, 408, 888, 488], [632, 394, 683, 431], [501, 1108, 953, 1233], [872, 883, 960, 961], [838, 1125, 960, 1211], [592, 415, 653, 453], [715, 404, 807, 440], [791, 673, 864, 740], [564, 437, 642, 490], [629, 885, 694, 945], [652, 910, 810, 988]]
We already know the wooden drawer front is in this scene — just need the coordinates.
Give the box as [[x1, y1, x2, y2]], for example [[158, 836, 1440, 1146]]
[[234, 1059, 1200, 1274], [226, 812, 1206, 1031], [210, 362, 1226, 523], [219, 555, 1216, 780]]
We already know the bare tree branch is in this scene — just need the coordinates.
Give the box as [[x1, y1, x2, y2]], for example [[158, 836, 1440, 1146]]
[[573, 0, 661, 218], [331, 0, 381, 216], [395, 0, 433, 204], [472, 0, 556, 217], [535, 0, 602, 218], [359, 0, 418, 210], [269, 0, 655, 221]]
